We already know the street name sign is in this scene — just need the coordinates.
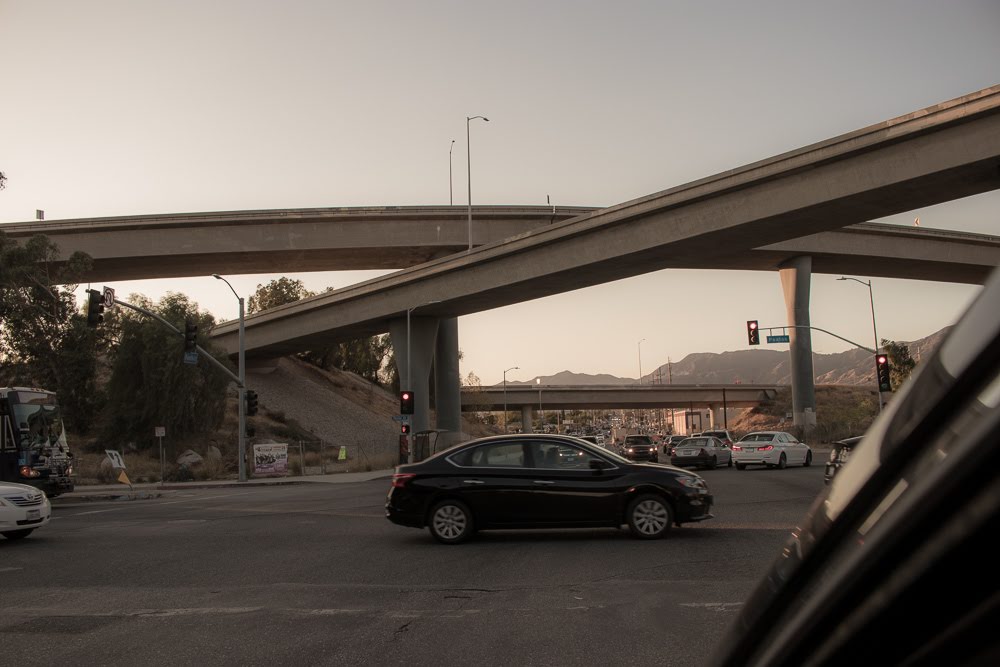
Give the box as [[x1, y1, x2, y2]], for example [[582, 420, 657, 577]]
[[767, 335, 791, 343]]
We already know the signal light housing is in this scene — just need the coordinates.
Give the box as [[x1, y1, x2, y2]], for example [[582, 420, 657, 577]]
[[747, 320, 760, 345], [86, 289, 105, 327], [876, 354, 892, 392], [400, 391, 414, 415]]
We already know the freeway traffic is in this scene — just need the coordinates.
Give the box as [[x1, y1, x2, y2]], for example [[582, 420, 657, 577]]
[[1, 467, 824, 666]]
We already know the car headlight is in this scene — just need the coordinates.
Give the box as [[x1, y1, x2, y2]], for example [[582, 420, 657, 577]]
[[677, 476, 707, 490]]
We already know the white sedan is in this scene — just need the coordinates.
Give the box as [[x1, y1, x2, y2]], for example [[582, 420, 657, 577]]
[[0, 481, 52, 540], [732, 431, 813, 470]]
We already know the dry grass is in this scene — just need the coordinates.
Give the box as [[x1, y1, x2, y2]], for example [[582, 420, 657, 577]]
[[728, 385, 878, 444]]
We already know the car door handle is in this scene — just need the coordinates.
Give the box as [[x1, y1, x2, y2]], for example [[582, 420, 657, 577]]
[[533, 480, 556, 485], [462, 480, 485, 485]]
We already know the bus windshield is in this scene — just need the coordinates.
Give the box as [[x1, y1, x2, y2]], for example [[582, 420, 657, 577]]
[[12, 401, 67, 450]]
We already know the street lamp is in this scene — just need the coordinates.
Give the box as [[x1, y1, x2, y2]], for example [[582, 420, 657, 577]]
[[838, 276, 883, 412], [638, 339, 646, 385], [213, 273, 246, 482], [537, 378, 543, 431], [449, 139, 455, 206], [466, 115, 489, 251], [503, 366, 519, 433]]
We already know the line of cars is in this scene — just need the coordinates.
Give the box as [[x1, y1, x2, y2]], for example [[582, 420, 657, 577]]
[[621, 429, 814, 471]]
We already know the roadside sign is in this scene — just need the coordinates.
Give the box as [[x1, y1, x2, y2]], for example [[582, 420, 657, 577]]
[[767, 335, 791, 344], [102, 286, 115, 309], [105, 450, 126, 470], [154, 426, 166, 437], [184, 351, 198, 365]]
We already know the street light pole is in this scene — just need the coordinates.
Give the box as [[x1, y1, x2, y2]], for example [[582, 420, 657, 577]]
[[213, 274, 247, 482], [537, 378, 543, 431], [449, 139, 455, 206], [503, 366, 519, 433], [838, 276, 883, 412], [466, 115, 489, 251], [638, 338, 646, 384]]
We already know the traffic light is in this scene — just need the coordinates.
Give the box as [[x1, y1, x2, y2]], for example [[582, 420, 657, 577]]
[[747, 320, 760, 345], [400, 390, 414, 415], [86, 289, 105, 327], [184, 320, 198, 352], [245, 390, 259, 416], [401, 423, 411, 435], [876, 354, 892, 392]]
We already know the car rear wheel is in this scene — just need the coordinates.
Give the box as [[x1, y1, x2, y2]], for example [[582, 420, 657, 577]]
[[736, 463, 746, 470], [428, 500, 473, 545], [627, 494, 673, 539], [804, 451, 812, 467], [777, 453, 787, 470], [1, 529, 33, 540], [727, 455, 733, 468]]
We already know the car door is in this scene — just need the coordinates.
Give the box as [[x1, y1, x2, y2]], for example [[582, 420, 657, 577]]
[[787, 434, 807, 464], [446, 440, 535, 526], [523, 440, 626, 526]]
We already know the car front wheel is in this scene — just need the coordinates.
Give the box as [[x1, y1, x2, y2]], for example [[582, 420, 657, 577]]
[[428, 500, 473, 545], [626, 494, 673, 539]]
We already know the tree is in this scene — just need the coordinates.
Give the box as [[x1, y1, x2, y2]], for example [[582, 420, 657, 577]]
[[0, 232, 101, 432], [247, 277, 313, 314], [100, 293, 231, 448], [881, 338, 917, 390]]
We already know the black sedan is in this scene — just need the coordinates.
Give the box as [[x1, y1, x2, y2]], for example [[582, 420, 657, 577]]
[[386, 434, 714, 544]]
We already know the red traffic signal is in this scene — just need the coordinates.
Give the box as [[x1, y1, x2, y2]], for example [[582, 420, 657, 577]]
[[747, 320, 760, 346], [876, 354, 892, 392], [401, 423, 411, 435], [400, 391, 414, 415]]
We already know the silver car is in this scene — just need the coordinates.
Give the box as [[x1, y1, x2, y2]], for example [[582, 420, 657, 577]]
[[670, 436, 733, 469], [0, 481, 52, 540], [732, 431, 813, 470]]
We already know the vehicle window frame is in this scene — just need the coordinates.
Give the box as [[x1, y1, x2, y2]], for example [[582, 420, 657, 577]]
[[445, 440, 528, 469]]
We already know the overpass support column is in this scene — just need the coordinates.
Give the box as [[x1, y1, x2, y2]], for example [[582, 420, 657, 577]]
[[521, 405, 534, 434], [779, 256, 817, 434], [389, 317, 440, 452], [434, 317, 463, 446], [708, 405, 720, 428]]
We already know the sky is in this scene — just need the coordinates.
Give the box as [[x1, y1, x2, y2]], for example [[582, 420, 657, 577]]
[[2, 0, 998, 386]]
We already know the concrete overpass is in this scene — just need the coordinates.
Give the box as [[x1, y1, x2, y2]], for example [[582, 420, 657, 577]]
[[463, 384, 779, 435], [464, 384, 777, 410], [3, 209, 997, 286], [197, 85, 1000, 439]]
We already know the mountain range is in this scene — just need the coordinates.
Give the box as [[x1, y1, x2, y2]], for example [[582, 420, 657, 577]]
[[509, 327, 949, 387]]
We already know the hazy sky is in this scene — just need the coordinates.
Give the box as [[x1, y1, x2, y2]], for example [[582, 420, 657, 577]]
[[2, 1, 998, 385]]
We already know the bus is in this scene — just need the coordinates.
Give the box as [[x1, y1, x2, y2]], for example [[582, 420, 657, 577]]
[[0, 387, 75, 497]]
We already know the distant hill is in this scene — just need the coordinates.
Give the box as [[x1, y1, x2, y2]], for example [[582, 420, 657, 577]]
[[509, 327, 950, 387]]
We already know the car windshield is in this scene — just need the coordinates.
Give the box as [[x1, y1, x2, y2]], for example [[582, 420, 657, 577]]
[[703, 432, 726, 438], [624, 436, 651, 445]]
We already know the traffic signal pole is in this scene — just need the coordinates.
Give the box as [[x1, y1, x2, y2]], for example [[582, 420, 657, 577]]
[[756, 324, 877, 354]]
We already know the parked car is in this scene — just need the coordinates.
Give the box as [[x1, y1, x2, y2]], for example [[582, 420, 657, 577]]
[[824, 435, 863, 484], [670, 436, 733, 469], [0, 481, 52, 540], [662, 434, 689, 454], [714, 266, 1000, 667], [385, 434, 713, 544], [621, 434, 658, 462], [700, 429, 736, 448], [732, 431, 812, 470]]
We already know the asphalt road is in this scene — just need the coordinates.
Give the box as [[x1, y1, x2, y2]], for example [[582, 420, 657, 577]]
[[0, 464, 827, 667]]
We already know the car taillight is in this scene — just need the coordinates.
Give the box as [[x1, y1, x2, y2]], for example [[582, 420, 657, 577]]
[[759, 445, 774, 451], [732, 445, 742, 451], [391, 473, 416, 488], [19, 466, 41, 479]]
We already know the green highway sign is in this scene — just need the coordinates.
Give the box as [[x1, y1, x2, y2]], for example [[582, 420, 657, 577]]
[[767, 334, 791, 344]]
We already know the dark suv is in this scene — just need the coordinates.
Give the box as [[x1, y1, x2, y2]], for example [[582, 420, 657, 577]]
[[621, 435, 658, 462]]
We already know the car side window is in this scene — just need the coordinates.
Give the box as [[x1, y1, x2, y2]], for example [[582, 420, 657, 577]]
[[451, 442, 525, 468], [529, 441, 602, 470]]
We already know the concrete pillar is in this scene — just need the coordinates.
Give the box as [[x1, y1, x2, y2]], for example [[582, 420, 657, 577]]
[[779, 256, 817, 432], [708, 405, 719, 428], [521, 405, 534, 433], [389, 316, 440, 439], [434, 317, 463, 446]]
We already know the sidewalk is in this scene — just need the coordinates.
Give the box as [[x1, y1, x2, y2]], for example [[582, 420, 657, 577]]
[[52, 469, 393, 505]]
